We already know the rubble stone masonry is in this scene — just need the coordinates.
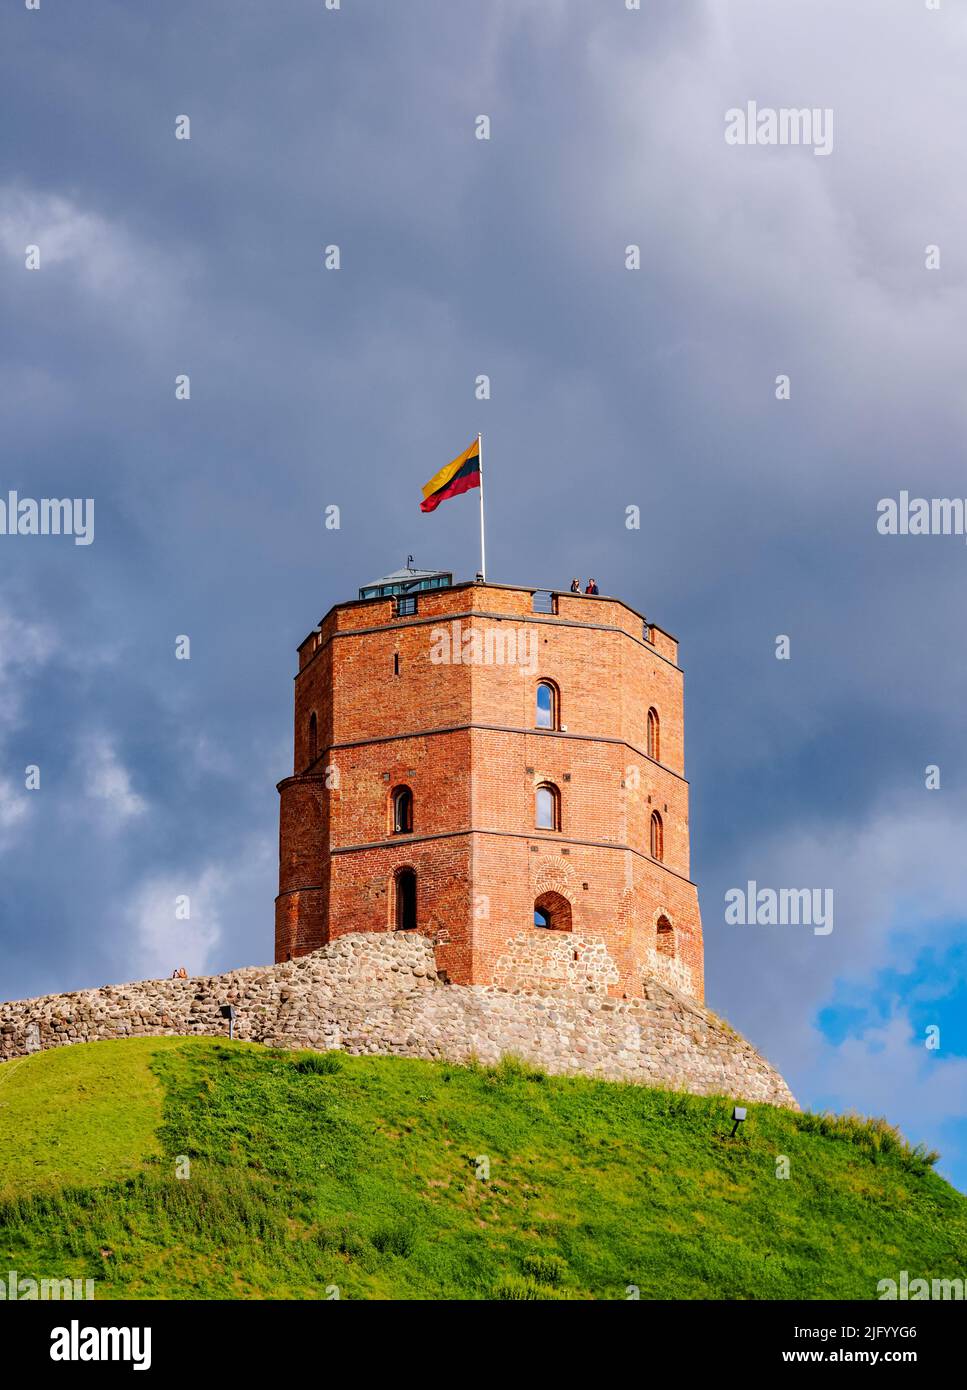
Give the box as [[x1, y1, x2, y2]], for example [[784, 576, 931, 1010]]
[[0, 932, 796, 1108]]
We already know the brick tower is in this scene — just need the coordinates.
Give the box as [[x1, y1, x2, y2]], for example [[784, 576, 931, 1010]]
[[275, 570, 705, 1002]]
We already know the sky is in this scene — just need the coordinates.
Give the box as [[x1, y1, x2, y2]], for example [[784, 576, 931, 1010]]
[[1, 0, 966, 1190]]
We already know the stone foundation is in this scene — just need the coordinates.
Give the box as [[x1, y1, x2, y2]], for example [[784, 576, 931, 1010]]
[[0, 933, 796, 1108], [492, 931, 621, 995]]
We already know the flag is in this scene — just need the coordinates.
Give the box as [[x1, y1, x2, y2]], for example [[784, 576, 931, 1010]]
[[420, 437, 481, 513]]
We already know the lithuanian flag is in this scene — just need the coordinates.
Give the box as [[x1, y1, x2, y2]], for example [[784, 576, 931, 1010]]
[[420, 437, 481, 513]]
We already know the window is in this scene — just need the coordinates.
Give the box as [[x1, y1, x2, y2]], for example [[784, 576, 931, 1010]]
[[358, 572, 452, 601], [647, 707, 660, 761], [395, 868, 417, 930], [650, 810, 664, 862], [393, 652, 400, 676], [392, 786, 413, 834], [656, 914, 675, 958], [535, 783, 560, 831], [308, 711, 318, 764], [532, 591, 556, 614], [535, 681, 558, 730], [396, 596, 417, 617], [534, 890, 572, 931]]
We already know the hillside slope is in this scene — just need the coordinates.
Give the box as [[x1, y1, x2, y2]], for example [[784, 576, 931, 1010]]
[[0, 1037, 962, 1300]]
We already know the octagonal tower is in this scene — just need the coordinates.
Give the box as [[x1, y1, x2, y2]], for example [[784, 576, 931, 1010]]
[[275, 570, 704, 1002]]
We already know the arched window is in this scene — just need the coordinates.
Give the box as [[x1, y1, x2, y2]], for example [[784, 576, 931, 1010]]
[[534, 890, 572, 931], [395, 868, 417, 930], [656, 914, 675, 958], [308, 711, 318, 765], [650, 810, 664, 862], [535, 783, 560, 831], [647, 707, 660, 761], [535, 681, 558, 730], [391, 785, 413, 834]]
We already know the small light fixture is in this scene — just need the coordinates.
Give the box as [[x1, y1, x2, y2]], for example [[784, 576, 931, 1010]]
[[219, 1003, 237, 1041], [730, 1105, 747, 1138]]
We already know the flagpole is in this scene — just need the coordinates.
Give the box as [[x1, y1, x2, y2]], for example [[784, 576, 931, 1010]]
[[477, 431, 486, 580]]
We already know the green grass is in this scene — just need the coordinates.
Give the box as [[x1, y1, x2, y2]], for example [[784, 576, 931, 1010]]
[[0, 1036, 186, 1199], [0, 1037, 963, 1300]]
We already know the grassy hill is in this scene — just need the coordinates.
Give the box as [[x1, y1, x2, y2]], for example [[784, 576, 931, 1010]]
[[0, 1036, 963, 1300]]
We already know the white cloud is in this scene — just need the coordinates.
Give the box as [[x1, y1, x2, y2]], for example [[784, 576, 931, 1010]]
[[127, 865, 225, 981], [704, 794, 967, 1176], [712, 795, 967, 1044], [807, 1007, 967, 1186], [125, 837, 273, 980], [811, 1008, 967, 1130], [0, 606, 54, 852], [0, 776, 30, 841], [0, 605, 56, 730], [80, 734, 147, 827], [0, 187, 195, 340]]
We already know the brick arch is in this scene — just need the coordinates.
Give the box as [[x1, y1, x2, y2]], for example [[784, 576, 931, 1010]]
[[533, 855, 575, 902], [655, 912, 675, 958], [640, 908, 694, 997], [650, 906, 684, 933]]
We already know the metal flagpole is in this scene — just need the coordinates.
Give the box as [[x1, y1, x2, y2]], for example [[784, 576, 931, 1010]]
[[477, 431, 487, 580]]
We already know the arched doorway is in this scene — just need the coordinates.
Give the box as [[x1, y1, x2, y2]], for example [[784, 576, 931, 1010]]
[[533, 890, 572, 931], [395, 868, 417, 930]]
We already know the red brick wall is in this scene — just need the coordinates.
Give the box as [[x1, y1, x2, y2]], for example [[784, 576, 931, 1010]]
[[275, 582, 705, 1001]]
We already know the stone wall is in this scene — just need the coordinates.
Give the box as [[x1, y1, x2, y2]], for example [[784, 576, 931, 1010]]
[[0, 933, 796, 1108], [642, 946, 695, 998], [492, 930, 621, 995]]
